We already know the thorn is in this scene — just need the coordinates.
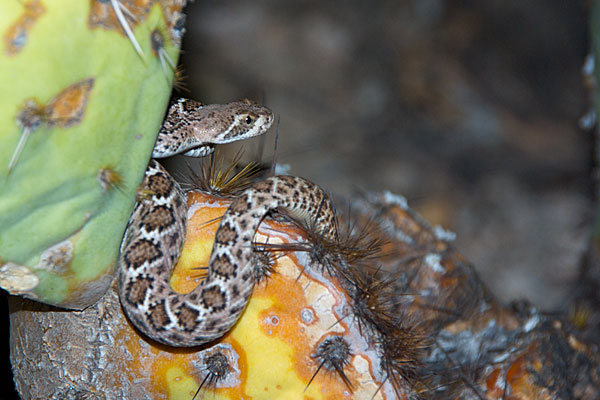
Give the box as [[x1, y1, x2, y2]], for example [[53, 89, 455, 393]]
[[432, 337, 486, 400], [198, 215, 223, 228], [173, 65, 189, 92], [191, 373, 210, 400], [186, 150, 261, 196], [192, 351, 231, 399], [6, 126, 32, 175], [327, 312, 349, 331], [150, 26, 182, 87], [109, 0, 145, 61], [304, 359, 325, 393], [8, 101, 44, 176], [158, 50, 169, 83], [159, 47, 176, 70], [158, 47, 177, 85], [370, 377, 385, 400], [333, 361, 353, 391]]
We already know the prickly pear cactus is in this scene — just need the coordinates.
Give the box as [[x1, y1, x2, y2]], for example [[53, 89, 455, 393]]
[[0, 0, 184, 308]]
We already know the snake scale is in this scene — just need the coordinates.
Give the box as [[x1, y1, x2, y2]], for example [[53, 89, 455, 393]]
[[118, 98, 338, 346]]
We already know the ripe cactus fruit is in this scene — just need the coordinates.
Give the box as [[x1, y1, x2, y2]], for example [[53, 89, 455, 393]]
[[0, 0, 183, 308]]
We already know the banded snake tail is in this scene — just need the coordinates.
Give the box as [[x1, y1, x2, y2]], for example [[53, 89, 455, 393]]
[[118, 98, 338, 346]]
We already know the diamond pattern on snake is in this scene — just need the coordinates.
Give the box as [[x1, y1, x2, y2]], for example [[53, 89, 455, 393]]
[[118, 98, 338, 347]]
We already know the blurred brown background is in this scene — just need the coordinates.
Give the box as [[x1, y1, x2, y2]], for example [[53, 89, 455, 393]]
[[176, 0, 593, 311]]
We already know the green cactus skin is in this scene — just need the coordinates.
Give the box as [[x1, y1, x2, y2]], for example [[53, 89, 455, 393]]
[[0, 0, 182, 308]]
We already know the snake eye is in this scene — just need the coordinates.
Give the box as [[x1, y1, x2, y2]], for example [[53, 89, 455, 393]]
[[245, 115, 253, 124]]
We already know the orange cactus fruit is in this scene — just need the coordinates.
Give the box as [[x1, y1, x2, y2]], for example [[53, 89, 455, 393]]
[[116, 190, 399, 400]]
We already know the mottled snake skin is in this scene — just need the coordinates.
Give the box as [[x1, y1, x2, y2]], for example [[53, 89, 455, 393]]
[[118, 99, 338, 346], [152, 98, 274, 158]]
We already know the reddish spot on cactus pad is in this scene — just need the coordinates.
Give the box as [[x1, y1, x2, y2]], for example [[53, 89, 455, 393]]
[[8, 78, 95, 174], [18, 78, 95, 129], [44, 78, 95, 127], [4, 0, 46, 56]]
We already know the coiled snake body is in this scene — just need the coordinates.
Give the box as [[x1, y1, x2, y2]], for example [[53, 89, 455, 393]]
[[118, 99, 337, 346]]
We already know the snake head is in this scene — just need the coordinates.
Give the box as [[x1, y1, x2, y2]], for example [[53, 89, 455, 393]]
[[155, 99, 274, 159], [202, 99, 274, 144]]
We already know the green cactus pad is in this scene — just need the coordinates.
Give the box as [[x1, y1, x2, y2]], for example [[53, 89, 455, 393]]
[[0, 0, 182, 308]]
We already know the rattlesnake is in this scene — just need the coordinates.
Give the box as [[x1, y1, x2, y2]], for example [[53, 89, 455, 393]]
[[118, 98, 337, 346]]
